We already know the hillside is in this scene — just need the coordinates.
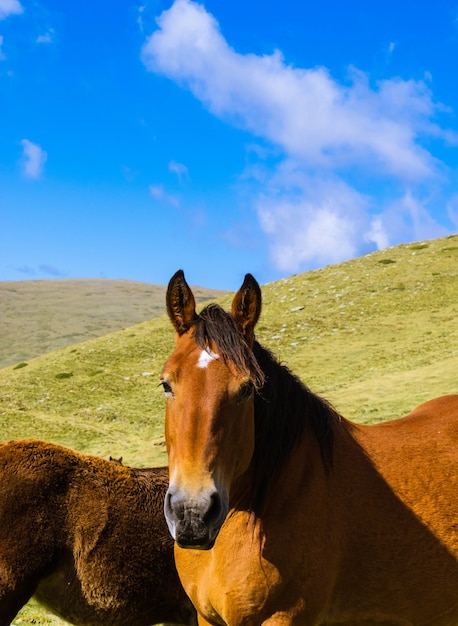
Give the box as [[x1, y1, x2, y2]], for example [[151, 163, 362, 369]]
[[0, 278, 229, 368], [2, 234, 457, 625], [1, 234, 456, 468]]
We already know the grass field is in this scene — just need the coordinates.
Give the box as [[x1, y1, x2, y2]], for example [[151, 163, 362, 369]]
[[1, 234, 457, 624]]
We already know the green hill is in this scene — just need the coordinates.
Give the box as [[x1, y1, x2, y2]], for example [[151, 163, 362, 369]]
[[1, 234, 457, 624], [0, 278, 229, 368]]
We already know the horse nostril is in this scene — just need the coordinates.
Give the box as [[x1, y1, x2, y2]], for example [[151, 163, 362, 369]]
[[203, 491, 223, 525], [165, 490, 172, 514], [165, 489, 183, 521]]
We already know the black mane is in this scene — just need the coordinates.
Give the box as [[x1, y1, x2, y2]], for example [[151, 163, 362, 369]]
[[194, 304, 342, 513], [251, 342, 341, 512]]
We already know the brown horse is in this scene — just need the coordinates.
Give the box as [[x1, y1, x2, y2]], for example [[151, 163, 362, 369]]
[[161, 269, 458, 626], [0, 438, 196, 626]]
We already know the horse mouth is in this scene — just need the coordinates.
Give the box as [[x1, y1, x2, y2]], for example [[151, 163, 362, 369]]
[[174, 519, 220, 550], [176, 536, 216, 550], [164, 485, 228, 550]]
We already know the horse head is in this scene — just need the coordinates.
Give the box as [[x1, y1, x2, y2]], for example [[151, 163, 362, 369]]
[[161, 270, 262, 549]]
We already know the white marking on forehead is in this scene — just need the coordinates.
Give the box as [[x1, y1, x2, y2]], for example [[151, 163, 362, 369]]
[[197, 348, 220, 369]]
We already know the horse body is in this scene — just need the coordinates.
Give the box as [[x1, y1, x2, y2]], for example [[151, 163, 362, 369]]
[[0, 439, 196, 626], [162, 270, 458, 626], [174, 396, 458, 626]]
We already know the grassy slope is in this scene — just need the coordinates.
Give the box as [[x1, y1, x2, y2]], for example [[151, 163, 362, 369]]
[[2, 234, 457, 624], [0, 278, 229, 368]]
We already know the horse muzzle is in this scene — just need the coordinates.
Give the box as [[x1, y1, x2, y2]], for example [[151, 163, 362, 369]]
[[164, 486, 228, 550]]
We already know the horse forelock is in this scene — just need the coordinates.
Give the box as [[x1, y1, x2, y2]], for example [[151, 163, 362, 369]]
[[194, 304, 264, 389]]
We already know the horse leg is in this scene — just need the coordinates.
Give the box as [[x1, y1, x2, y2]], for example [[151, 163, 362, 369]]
[[0, 584, 36, 626]]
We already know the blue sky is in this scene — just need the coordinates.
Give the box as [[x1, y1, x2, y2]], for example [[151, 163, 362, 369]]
[[1, 0, 458, 290]]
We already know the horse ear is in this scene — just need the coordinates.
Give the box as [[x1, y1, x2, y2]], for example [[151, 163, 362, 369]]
[[166, 270, 198, 335], [231, 273, 262, 346]]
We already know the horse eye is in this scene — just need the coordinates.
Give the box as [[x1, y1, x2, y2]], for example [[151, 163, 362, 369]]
[[238, 382, 253, 402], [160, 380, 174, 399]]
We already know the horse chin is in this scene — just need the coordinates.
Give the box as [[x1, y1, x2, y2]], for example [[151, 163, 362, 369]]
[[174, 520, 221, 551], [176, 536, 216, 551]]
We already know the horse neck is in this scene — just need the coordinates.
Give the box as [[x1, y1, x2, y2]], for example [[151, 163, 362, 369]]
[[231, 342, 339, 515]]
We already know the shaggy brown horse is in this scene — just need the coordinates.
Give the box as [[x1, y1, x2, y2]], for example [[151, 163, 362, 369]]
[[161, 269, 458, 626], [0, 438, 196, 626]]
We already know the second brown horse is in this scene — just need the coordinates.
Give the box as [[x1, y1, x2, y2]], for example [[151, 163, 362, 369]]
[[0, 438, 196, 626]]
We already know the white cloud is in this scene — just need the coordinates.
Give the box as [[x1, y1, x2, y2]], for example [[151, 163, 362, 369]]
[[36, 28, 55, 44], [365, 217, 390, 251], [142, 0, 457, 272], [143, 0, 453, 181], [39, 264, 68, 278], [257, 175, 370, 271], [149, 184, 179, 207], [16, 264, 68, 278], [447, 195, 458, 229], [365, 191, 449, 249], [138, 5, 146, 32], [400, 190, 449, 240], [169, 159, 189, 183], [20, 139, 47, 179], [0, 0, 23, 19], [16, 265, 37, 277]]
